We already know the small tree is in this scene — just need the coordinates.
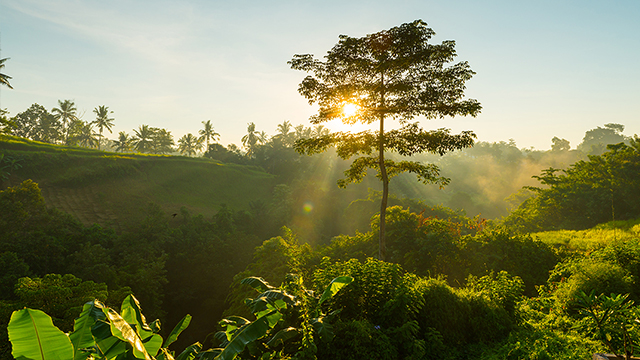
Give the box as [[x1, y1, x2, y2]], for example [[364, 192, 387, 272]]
[[289, 20, 481, 260]]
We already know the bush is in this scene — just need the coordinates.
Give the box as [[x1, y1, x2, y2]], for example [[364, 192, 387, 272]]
[[317, 320, 397, 360], [552, 259, 634, 314], [417, 278, 513, 346]]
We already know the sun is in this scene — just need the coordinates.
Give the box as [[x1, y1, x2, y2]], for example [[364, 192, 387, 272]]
[[342, 103, 359, 117]]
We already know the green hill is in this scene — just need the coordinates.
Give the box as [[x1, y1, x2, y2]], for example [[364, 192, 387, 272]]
[[0, 135, 276, 229]]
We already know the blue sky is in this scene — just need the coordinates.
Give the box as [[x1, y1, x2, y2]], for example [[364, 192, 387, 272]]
[[1, 0, 639, 150]]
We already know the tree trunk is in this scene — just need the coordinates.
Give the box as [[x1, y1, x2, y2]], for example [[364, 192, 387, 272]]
[[378, 72, 388, 261], [379, 117, 388, 261]]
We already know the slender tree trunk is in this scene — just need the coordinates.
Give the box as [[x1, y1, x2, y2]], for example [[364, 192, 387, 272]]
[[378, 72, 388, 261]]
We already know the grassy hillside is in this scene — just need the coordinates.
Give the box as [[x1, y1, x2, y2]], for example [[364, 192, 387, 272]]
[[0, 135, 276, 229], [532, 218, 640, 252]]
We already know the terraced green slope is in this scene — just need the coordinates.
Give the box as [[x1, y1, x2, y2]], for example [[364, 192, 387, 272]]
[[1, 135, 276, 229]]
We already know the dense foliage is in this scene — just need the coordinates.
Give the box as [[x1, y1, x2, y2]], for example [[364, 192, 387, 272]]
[[506, 136, 640, 231], [2, 120, 639, 359]]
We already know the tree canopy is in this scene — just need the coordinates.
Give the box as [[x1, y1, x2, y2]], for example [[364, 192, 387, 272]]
[[289, 19, 480, 260]]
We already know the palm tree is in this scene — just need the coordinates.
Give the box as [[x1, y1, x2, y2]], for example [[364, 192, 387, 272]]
[[75, 121, 99, 148], [151, 128, 175, 154], [133, 125, 154, 153], [312, 125, 329, 137], [241, 122, 260, 157], [258, 131, 268, 144], [113, 131, 133, 152], [178, 133, 203, 156], [92, 105, 115, 150], [294, 124, 312, 141], [275, 120, 294, 146], [52, 99, 79, 144], [277, 120, 292, 136], [0, 58, 13, 89], [198, 120, 220, 150]]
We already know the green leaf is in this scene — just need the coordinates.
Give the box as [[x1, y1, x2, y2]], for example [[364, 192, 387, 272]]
[[240, 277, 274, 293], [219, 317, 251, 342], [103, 307, 152, 360], [175, 343, 201, 360], [142, 334, 163, 357], [91, 318, 128, 360], [163, 314, 192, 348], [216, 310, 281, 360], [265, 328, 300, 348], [318, 276, 353, 305], [120, 295, 153, 335], [8, 308, 74, 360], [156, 348, 175, 360], [310, 317, 334, 341], [69, 300, 106, 360]]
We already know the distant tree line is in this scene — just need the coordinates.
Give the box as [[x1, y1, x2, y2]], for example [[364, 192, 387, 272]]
[[505, 136, 640, 231]]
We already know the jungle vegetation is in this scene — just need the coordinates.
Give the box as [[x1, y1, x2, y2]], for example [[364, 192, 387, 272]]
[[2, 19, 640, 360]]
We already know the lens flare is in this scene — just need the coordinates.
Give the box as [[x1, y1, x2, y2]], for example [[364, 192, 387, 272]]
[[302, 201, 314, 214]]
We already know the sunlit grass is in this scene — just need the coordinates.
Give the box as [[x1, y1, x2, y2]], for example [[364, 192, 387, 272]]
[[533, 219, 640, 252]]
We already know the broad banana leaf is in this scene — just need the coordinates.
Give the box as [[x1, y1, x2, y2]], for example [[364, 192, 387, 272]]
[[246, 297, 286, 317], [240, 277, 274, 293], [175, 342, 201, 360], [162, 314, 192, 349], [91, 318, 128, 360], [219, 317, 251, 341], [265, 327, 300, 348], [141, 334, 163, 357], [215, 310, 282, 360], [310, 317, 334, 341], [120, 295, 153, 335], [104, 307, 152, 360], [318, 276, 353, 305], [69, 300, 106, 360], [156, 348, 175, 360], [8, 308, 74, 360], [119, 295, 162, 356], [197, 349, 221, 360]]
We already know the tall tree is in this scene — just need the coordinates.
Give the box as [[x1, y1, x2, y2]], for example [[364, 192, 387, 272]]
[[294, 124, 311, 141], [577, 123, 628, 155], [289, 20, 480, 260], [241, 122, 261, 157], [198, 120, 220, 150], [0, 58, 13, 89], [51, 100, 79, 144], [551, 137, 571, 152], [73, 121, 99, 148], [178, 133, 203, 156], [133, 124, 154, 153], [150, 127, 174, 154], [275, 120, 294, 147], [11, 104, 59, 141], [113, 131, 133, 152], [92, 105, 115, 150]]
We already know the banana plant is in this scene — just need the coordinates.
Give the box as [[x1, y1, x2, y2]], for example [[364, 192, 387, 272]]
[[575, 290, 640, 360], [208, 274, 353, 360], [8, 295, 192, 360]]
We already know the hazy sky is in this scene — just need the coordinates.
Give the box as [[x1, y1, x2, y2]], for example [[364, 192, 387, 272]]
[[1, 0, 639, 150]]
